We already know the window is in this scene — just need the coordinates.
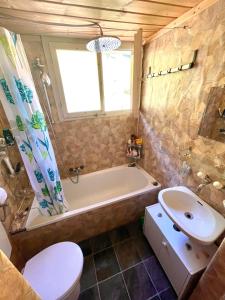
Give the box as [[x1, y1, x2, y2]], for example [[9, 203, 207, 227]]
[[56, 49, 101, 113], [102, 51, 132, 112], [45, 39, 133, 120]]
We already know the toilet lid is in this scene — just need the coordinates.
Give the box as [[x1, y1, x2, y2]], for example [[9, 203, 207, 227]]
[[23, 242, 83, 300]]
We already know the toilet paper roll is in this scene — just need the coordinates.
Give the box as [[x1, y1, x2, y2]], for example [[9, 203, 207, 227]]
[[0, 188, 7, 205]]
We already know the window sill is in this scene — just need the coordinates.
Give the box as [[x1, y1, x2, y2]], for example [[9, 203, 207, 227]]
[[60, 110, 133, 122]]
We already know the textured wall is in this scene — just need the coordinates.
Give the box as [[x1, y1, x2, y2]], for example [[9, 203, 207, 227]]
[[199, 87, 225, 143], [0, 104, 30, 232], [22, 36, 136, 177], [139, 0, 225, 217], [12, 190, 159, 267], [190, 237, 225, 300]]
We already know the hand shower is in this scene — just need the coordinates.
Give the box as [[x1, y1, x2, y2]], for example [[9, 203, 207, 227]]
[[32, 58, 54, 123], [41, 71, 51, 87]]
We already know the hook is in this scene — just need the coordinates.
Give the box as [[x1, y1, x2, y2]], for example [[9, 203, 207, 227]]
[[146, 49, 198, 79]]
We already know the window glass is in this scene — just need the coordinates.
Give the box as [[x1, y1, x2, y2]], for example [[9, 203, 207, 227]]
[[102, 51, 132, 111], [56, 49, 101, 113]]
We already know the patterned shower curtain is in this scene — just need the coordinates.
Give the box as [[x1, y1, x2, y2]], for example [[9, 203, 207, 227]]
[[0, 27, 68, 216]]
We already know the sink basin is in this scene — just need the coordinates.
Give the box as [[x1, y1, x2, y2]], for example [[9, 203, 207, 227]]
[[158, 186, 225, 245]]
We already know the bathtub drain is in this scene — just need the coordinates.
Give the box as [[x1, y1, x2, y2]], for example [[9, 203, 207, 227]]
[[184, 212, 193, 220]]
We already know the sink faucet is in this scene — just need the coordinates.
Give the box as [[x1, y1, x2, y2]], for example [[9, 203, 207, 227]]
[[69, 165, 84, 184]]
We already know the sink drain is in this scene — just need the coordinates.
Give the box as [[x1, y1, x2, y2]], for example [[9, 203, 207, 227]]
[[173, 224, 181, 232], [184, 212, 193, 219]]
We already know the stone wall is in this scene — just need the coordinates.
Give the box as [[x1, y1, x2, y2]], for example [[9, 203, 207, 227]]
[[139, 0, 225, 217], [0, 104, 30, 232]]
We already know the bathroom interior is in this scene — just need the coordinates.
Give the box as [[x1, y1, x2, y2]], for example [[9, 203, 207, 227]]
[[0, 0, 225, 299]]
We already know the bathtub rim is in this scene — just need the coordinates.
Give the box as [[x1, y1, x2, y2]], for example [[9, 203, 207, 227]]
[[26, 165, 161, 231]]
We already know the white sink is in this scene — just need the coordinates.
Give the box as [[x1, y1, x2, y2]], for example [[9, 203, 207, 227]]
[[158, 186, 225, 245]]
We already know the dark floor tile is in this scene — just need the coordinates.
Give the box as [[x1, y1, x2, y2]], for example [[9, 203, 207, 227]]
[[94, 247, 120, 281], [144, 256, 171, 292], [91, 232, 112, 253], [149, 296, 160, 300], [109, 226, 130, 244], [99, 274, 129, 300], [134, 234, 154, 260], [159, 288, 177, 300], [126, 220, 143, 236], [80, 256, 97, 292], [78, 239, 92, 257], [123, 263, 157, 300], [78, 285, 100, 300], [115, 238, 141, 270]]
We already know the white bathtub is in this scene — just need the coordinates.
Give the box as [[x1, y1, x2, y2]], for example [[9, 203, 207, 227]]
[[26, 165, 160, 230]]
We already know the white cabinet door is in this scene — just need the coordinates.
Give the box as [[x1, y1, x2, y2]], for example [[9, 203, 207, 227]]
[[158, 237, 189, 296], [144, 211, 163, 254]]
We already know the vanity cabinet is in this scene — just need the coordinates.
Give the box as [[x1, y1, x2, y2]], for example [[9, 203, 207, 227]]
[[144, 204, 217, 299]]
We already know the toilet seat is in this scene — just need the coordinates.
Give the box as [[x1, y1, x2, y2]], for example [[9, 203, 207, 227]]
[[23, 242, 83, 300]]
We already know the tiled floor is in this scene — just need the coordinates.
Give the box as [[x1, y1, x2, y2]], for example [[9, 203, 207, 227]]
[[78, 221, 177, 300]]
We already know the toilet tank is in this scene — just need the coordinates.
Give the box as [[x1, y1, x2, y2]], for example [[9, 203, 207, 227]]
[[0, 221, 12, 258]]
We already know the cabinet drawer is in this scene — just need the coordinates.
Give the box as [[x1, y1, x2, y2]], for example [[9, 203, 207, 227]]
[[158, 238, 189, 295], [144, 211, 162, 254]]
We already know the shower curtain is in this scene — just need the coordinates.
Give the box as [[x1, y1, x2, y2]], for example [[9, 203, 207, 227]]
[[0, 27, 68, 216]]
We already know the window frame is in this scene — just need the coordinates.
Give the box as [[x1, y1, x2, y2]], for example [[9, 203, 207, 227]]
[[42, 36, 133, 121]]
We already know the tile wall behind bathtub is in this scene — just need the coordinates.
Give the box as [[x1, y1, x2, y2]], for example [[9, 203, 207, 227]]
[[22, 36, 136, 177], [139, 0, 225, 217], [52, 115, 136, 176], [0, 104, 30, 232]]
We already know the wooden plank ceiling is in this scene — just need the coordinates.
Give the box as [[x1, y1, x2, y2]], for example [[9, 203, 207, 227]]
[[0, 0, 204, 42]]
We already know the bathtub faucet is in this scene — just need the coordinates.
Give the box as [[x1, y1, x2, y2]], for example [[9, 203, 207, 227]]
[[69, 165, 84, 184], [128, 161, 137, 167]]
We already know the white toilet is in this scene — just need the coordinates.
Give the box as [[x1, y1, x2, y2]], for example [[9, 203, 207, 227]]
[[0, 221, 84, 300]]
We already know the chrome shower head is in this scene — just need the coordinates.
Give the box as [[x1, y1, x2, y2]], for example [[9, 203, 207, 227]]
[[86, 24, 121, 52]]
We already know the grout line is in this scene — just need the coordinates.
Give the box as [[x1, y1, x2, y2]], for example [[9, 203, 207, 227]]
[[98, 260, 144, 284], [121, 273, 131, 300], [146, 294, 161, 300], [113, 245, 131, 300], [91, 231, 145, 256], [92, 253, 101, 300], [112, 247, 122, 273], [92, 235, 134, 256], [143, 259, 160, 300], [98, 271, 122, 284], [88, 223, 144, 256], [80, 254, 96, 293], [80, 227, 146, 296], [158, 286, 171, 295], [96, 283, 101, 300], [81, 283, 98, 294], [142, 256, 175, 299]]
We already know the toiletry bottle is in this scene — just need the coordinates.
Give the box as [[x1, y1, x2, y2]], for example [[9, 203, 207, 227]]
[[3, 129, 14, 146]]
